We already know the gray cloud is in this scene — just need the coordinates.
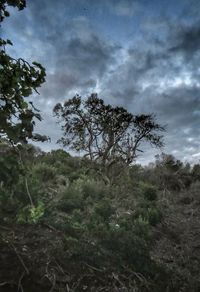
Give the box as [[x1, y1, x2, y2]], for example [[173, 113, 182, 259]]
[[107, 0, 140, 17], [98, 14, 200, 163], [169, 22, 200, 61], [2, 0, 200, 164]]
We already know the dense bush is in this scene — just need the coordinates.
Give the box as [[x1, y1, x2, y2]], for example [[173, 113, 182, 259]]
[[1, 145, 200, 291]]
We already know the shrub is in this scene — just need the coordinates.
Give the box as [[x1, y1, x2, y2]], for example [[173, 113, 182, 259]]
[[17, 203, 45, 224], [139, 182, 158, 201]]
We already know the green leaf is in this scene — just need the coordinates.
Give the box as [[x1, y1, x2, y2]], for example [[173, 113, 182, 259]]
[[4, 11, 10, 17], [21, 101, 28, 109], [6, 39, 13, 46]]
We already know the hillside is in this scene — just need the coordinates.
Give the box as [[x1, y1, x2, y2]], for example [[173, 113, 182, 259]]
[[1, 144, 200, 291]]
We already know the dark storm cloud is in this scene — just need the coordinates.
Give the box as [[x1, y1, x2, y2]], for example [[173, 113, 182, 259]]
[[5, 2, 120, 100], [136, 84, 200, 162], [2, 0, 200, 163], [38, 33, 119, 103], [138, 84, 200, 127], [169, 22, 200, 56], [114, 83, 200, 163], [99, 12, 200, 163], [55, 35, 119, 81]]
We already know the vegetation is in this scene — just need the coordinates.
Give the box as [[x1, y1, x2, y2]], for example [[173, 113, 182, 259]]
[[0, 145, 200, 291], [0, 1, 200, 291], [54, 94, 165, 183], [0, 0, 47, 144]]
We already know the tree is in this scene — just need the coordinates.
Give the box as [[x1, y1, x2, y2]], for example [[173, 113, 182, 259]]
[[192, 164, 200, 181], [0, 0, 48, 144], [0, 0, 26, 22], [153, 153, 190, 191], [54, 94, 165, 173]]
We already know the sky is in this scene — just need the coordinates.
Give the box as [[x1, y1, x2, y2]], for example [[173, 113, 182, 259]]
[[1, 0, 200, 164]]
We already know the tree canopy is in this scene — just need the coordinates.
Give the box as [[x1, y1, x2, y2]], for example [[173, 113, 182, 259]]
[[0, 0, 47, 144], [0, 0, 26, 22], [54, 94, 165, 168]]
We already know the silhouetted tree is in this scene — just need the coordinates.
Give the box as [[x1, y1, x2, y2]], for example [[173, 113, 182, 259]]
[[54, 94, 165, 172]]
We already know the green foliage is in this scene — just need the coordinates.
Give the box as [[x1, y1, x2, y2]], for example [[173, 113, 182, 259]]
[[0, 141, 22, 186], [1, 145, 199, 290], [0, 1, 48, 144], [192, 164, 200, 181], [44, 172, 161, 275], [39, 150, 87, 182], [0, 41, 47, 143], [17, 202, 45, 224], [132, 200, 161, 227], [0, 0, 26, 22], [57, 182, 85, 213], [139, 181, 158, 201], [31, 163, 58, 182], [139, 153, 193, 192], [94, 199, 114, 221], [0, 187, 17, 221]]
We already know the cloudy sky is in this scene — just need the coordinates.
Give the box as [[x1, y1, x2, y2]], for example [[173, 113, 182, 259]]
[[2, 0, 200, 164]]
